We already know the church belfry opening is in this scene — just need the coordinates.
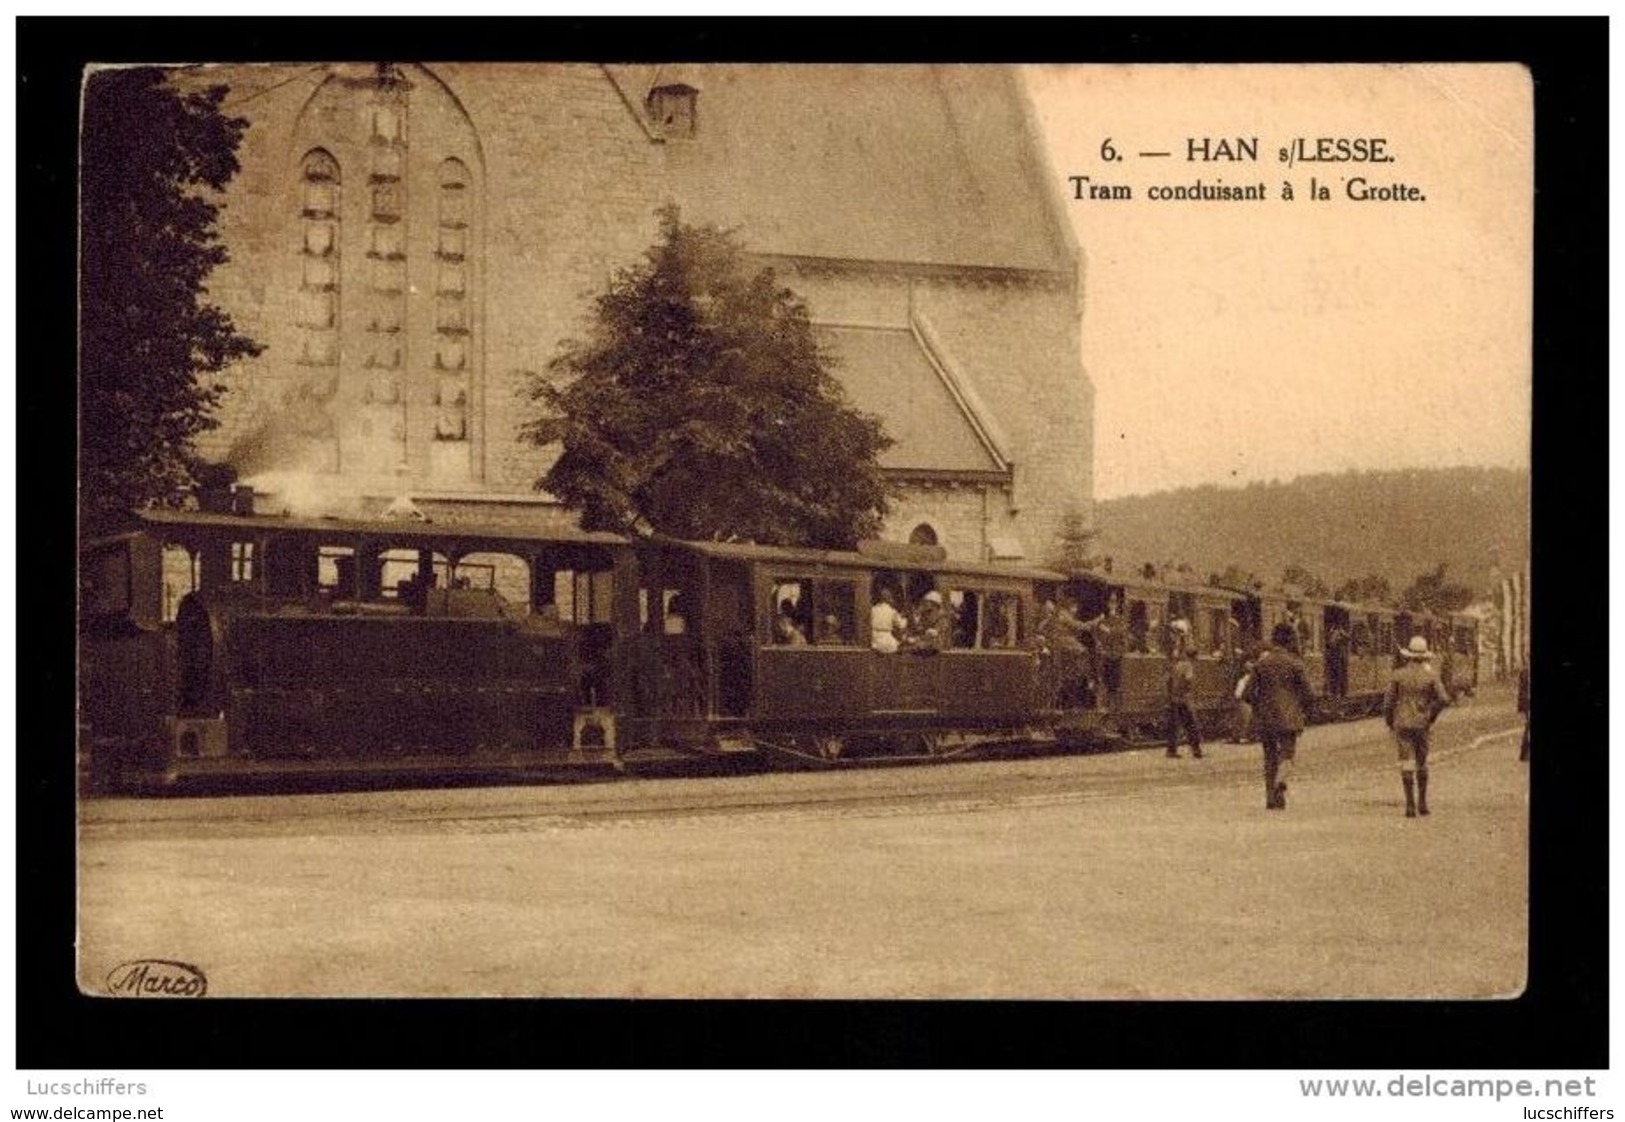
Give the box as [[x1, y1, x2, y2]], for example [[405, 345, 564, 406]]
[[647, 83, 698, 139]]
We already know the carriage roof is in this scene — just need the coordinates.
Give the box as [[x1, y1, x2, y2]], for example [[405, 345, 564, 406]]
[[662, 538, 1063, 584], [128, 508, 629, 553]]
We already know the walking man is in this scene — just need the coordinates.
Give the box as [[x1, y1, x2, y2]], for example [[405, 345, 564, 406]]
[[1165, 619, 1203, 759], [1385, 635, 1452, 817], [1243, 622, 1317, 809]]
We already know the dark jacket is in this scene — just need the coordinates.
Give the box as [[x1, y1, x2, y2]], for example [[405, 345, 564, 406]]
[[1167, 653, 1194, 702], [1244, 645, 1316, 733], [1090, 616, 1128, 661]]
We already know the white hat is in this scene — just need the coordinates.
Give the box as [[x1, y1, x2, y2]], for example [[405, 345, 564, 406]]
[[1170, 619, 1190, 634], [1402, 635, 1430, 658], [923, 590, 943, 604]]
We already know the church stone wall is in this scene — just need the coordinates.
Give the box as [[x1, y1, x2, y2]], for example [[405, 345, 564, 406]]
[[181, 63, 1091, 562]]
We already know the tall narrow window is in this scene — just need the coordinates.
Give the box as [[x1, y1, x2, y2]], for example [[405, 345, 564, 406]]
[[359, 81, 408, 470], [433, 159, 472, 453], [297, 150, 341, 371], [294, 149, 341, 468]]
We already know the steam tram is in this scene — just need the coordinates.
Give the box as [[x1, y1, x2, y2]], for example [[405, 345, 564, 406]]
[[79, 510, 1070, 786], [79, 509, 1477, 790]]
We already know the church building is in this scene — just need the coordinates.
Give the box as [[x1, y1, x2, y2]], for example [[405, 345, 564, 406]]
[[180, 62, 1093, 564]]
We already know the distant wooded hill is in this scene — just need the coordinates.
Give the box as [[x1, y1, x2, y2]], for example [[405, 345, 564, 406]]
[[1091, 467, 1529, 599]]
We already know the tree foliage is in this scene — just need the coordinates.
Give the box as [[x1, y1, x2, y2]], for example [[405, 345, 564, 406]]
[[1333, 573, 1394, 605], [1399, 562, 1475, 615], [522, 207, 894, 548], [1209, 563, 1261, 592], [1280, 564, 1329, 598], [80, 67, 261, 535], [1050, 510, 1100, 572]]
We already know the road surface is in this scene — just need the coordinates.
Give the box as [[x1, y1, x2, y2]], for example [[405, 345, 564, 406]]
[[78, 692, 1527, 999]]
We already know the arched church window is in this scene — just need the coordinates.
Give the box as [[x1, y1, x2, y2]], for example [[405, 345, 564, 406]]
[[301, 149, 339, 217], [909, 523, 940, 547], [297, 150, 340, 371]]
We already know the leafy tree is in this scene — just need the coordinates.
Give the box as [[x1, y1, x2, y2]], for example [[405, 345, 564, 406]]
[[80, 67, 261, 535], [522, 207, 894, 548], [1209, 563, 1260, 591], [1051, 510, 1099, 572], [1281, 564, 1329, 598], [1399, 562, 1475, 615], [1333, 573, 1393, 605]]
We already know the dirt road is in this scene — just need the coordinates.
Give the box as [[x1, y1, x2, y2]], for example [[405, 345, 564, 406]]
[[77, 697, 1527, 999]]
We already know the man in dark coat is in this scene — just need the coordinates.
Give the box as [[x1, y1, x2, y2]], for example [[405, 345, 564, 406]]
[[1083, 596, 1128, 712], [1384, 635, 1452, 817], [1243, 622, 1317, 810]]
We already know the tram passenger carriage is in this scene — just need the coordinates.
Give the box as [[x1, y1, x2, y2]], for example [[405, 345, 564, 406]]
[[79, 509, 1478, 789]]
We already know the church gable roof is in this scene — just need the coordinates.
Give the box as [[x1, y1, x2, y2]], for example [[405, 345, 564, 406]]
[[818, 324, 1009, 481], [660, 64, 1073, 277]]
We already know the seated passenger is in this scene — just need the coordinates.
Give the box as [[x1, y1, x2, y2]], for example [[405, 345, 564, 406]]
[[773, 598, 808, 645], [664, 592, 689, 636], [814, 612, 844, 645], [871, 586, 904, 653], [985, 602, 1014, 649], [906, 590, 950, 653]]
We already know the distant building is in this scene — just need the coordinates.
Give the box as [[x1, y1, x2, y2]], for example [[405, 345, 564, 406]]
[[179, 62, 1093, 562]]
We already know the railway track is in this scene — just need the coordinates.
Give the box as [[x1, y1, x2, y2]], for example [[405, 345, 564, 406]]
[[79, 701, 1521, 842]]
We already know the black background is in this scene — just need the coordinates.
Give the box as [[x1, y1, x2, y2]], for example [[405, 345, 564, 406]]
[[19, 16, 1606, 1070]]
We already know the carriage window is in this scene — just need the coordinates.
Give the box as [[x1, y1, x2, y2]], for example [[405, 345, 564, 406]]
[[1204, 607, 1230, 656], [983, 591, 1022, 649], [640, 587, 691, 633], [1351, 620, 1372, 655], [569, 570, 616, 624], [662, 589, 691, 635], [454, 553, 529, 604], [769, 581, 810, 645], [1168, 592, 1195, 636], [766, 579, 858, 645], [811, 581, 857, 645], [317, 546, 358, 597], [231, 541, 255, 583], [160, 544, 196, 622], [1454, 627, 1474, 655], [1127, 599, 1151, 652], [946, 589, 981, 649]]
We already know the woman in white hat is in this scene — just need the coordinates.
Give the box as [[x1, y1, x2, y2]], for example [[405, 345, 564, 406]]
[[1383, 635, 1453, 817], [906, 589, 949, 653]]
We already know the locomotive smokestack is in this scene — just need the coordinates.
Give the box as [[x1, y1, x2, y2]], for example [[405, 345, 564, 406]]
[[383, 462, 428, 522]]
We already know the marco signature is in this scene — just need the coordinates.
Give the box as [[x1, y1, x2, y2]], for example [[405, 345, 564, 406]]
[[105, 959, 208, 997]]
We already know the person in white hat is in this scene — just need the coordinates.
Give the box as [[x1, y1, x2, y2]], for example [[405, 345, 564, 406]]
[[906, 588, 949, 653], [1164, 619, 1203, 759], [1383, 634, 1453, 817]]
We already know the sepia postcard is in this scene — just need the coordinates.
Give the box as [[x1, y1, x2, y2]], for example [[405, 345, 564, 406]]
[[75, 59, 1533, 1008]]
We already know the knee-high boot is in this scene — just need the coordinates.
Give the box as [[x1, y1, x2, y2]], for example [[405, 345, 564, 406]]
[[1416, 769, 1430, 816], [1401, 772, 1417, 818]]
